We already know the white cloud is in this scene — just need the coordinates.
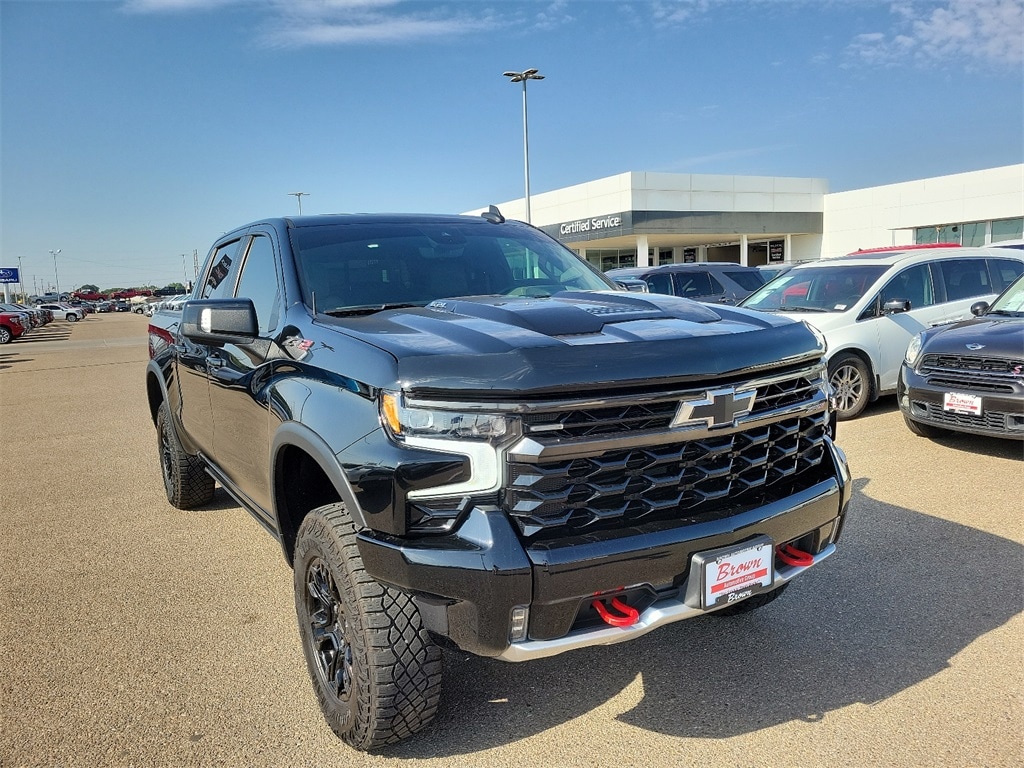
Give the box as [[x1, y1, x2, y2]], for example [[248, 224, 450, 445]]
[[124, 0, 565, 46], [847, 0, 1024, 68]]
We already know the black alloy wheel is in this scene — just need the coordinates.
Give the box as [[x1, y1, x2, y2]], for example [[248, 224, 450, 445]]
[[305, 558, 356, 704]]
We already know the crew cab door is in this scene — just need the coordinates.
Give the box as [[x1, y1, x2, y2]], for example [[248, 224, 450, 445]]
[[178, 238, 242, 454], [206, 231, 284, 516]]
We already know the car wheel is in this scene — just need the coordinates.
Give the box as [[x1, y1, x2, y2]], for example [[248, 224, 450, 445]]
[[711, 582, 789, 616], [156, 400, 215, 509], [0, 326, 11, 344], [902, 414, 951, 439], [828, 353, 871, 420], [293, 502, 442, 751]]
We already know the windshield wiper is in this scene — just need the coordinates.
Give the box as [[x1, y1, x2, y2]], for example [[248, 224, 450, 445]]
[[322, 303, 423, 317], [984, 309, 1024, 317], [777, 306, 829, 313]]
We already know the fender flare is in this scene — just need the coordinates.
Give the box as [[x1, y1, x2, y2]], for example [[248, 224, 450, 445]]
[[270, 421, 368, 532]]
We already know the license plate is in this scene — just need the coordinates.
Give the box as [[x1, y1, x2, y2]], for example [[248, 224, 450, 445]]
[[944, 392, 982, 416], [699, 540, 774, 609]]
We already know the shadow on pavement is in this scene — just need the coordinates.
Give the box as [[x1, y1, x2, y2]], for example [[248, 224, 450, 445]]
[[385, 476, 1022, 756]]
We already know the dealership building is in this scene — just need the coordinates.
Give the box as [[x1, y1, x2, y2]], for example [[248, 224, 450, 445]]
[[472, 164, 1023, 272]]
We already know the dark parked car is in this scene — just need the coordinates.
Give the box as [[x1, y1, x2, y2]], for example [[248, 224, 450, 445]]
[[898, 273, 1024, 440], [606, 263, 765, 304]]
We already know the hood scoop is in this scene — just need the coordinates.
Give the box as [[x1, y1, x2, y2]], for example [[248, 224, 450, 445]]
[[427, 292, 721, 337]]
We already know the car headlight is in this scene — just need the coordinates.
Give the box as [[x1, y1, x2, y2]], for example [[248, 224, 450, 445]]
[[380, 392, 512, 443], [905, 332, 925, 368]]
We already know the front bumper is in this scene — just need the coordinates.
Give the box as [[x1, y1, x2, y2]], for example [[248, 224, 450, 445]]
[[898, 364, 1024, 440], [357, 439, 851, 660]]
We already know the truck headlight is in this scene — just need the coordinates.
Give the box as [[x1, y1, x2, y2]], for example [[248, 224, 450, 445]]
[[905, 332, 925, 368], [380, 392, 517, 499], [381, 393, 512, 442]]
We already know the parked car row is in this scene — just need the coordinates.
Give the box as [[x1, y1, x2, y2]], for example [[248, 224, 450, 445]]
[[0, 302, 57, 343], [598, 245, 1023, 441]]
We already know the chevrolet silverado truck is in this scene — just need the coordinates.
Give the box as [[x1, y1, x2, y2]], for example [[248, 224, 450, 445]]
[[146, 210, 851, 751]]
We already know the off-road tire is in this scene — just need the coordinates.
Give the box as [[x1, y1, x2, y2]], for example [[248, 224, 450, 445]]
[[902, 414, 951, 439], [712, 582, 790, 616], [829, 352, 871, 420], [156, 400, 215, 509], [293, 503, 442, 751]]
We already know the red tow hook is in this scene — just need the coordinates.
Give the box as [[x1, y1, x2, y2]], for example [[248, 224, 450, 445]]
[[592, 596, 640, 627], [776, 543, 815, 567]]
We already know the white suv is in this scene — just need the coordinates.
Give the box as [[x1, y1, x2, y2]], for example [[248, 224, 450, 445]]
[[37, 302, 86, 323], [740, 246, 1024, 419]]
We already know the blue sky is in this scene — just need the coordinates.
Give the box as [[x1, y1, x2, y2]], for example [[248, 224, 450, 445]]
[[2, 0, 1022, 292]]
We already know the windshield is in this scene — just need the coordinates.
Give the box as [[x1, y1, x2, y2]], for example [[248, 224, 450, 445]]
[[988, 274, 1024, 316], [741, 264, 888, 313], [291, 221, 616, 313]]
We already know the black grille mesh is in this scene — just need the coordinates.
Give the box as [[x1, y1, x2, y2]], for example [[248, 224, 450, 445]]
[[505, 412, 830, 538]]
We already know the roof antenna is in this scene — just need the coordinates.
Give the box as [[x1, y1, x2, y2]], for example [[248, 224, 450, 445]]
[[481, 205, 505, 224]]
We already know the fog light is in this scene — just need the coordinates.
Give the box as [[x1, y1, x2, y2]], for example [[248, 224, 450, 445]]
[[510, 606, 529, 642]]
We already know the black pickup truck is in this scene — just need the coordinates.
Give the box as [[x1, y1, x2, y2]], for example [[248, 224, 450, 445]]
[[146, 211, 851, 750]]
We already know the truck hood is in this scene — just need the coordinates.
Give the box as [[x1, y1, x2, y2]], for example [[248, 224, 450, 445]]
[[313, 291, 821, 396], [923, 315, 1024, 360]]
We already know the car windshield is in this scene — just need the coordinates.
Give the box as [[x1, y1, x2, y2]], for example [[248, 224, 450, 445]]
[[741, 264, 888, 313], [988, 274, 1024, 316], [290, 221, 617, 313]]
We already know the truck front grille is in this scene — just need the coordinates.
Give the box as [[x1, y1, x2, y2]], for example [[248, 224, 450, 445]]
[[505, 413, 830, 538]]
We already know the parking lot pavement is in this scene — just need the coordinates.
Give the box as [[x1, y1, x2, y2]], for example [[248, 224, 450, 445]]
[[1, 313, 1021, 768]]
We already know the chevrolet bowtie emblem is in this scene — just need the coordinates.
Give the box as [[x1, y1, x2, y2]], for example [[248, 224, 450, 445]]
[[671, 387, 757, 429]]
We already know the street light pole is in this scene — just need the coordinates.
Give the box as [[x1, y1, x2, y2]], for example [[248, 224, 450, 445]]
[[502, 68, 545, 224], [288, 192, 309, 215], [49, 249, 62, 298]]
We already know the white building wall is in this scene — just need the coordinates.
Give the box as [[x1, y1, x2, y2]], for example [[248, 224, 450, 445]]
[[822, 164, 1023, 257]]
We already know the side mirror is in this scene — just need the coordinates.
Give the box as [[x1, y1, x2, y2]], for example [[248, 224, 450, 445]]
[[970, 300, 990, 317], [882, 298, 911, 315], [181, 298, 258, 345]]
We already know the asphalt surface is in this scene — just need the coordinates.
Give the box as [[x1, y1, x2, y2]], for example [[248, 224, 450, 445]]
[[1, 313, 1021, 768]]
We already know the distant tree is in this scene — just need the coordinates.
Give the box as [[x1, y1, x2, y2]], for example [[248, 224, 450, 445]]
[[166, 282, 186, 291], [78, 284, 100, 293]]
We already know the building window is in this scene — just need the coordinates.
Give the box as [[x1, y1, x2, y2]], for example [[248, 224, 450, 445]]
[[588, 249, 637, 271], [915, 225, 962, 245], [960, 222, 986, 247], [992, 217, 1024, 242]]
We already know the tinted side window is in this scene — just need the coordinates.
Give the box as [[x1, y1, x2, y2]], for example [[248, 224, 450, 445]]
[[988, 258, 1024, 293], [723, 270, 765, 292], [879, 263, 935, 309], [644, 273, 674, 295], [673, 271, 715, 297], [937, 259, 990, 302], [234, 235, 282, 334], [201, 240, 242, 299]]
